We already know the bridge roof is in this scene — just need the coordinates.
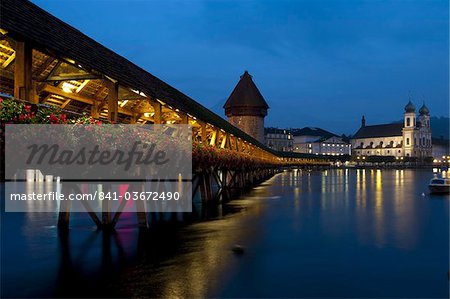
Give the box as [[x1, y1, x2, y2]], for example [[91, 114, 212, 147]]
[[0, 0, 335, 161]]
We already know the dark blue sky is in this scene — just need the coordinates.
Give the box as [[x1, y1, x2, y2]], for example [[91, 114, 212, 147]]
[[32, 0, 448, 134]]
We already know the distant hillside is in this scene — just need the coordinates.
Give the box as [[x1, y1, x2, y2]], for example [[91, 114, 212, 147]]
[[391, 116, 449, 139], [430, 116, 449, 139]]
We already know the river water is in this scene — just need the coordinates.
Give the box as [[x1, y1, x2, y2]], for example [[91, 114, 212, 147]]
[[1, 169, 449, 298]]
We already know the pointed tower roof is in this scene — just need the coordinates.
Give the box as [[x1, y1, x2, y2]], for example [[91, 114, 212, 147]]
[[223, 71, 269, 110]]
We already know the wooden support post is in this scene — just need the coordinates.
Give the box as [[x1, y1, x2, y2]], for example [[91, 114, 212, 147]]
[[31, 81, 39, 104], [102, 183, 112, 229], [221, 133, 227, 149], [237, 138, 241, 152], [130, 113, 138, 124], [179, 112, 188, 124], [106, 80, 119, 122], [229, 136, 234, 150], [14, 41, 35, 102], [72, 184, 102, 229], [199, 172, 209, 203], [200, 122, 207, 143], [205, 172, 213, 201], [210, 129, 218, 146], [135, 184, 148, 229], [91, 100, 100, 118], [151, 100, 162, 124]]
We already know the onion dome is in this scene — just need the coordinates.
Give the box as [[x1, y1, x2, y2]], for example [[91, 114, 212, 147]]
[[419, 103, 429, 115], [404, 100, 415, 113]]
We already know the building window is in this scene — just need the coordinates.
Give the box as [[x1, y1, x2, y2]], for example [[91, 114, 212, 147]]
[[406, 118, 410, 126], [406, 138, 410, 145], [360, 142, 363, 148]]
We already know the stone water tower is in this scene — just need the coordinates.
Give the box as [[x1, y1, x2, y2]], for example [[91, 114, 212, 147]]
[[223, 71, 269, 143]]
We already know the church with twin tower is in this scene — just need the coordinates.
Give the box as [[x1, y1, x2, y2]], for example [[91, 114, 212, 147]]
[[223, 71, 269, 143], [351, 100, 432, 159]]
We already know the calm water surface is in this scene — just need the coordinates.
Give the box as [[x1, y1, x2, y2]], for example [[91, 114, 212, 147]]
[[1, 169, 449, 298]]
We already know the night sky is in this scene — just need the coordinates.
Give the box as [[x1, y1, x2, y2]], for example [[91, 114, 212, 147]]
[[32, 0, 449, 135]]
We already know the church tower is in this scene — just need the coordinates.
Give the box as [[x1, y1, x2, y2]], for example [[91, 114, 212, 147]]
[[223, 71, 269, 143], [419, 103, 430, 129], [402, 100, 416, 157], [418, 103, 432, 158]]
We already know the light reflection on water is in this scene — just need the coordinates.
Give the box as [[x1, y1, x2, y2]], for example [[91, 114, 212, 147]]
[[1, 169, 449, 298]]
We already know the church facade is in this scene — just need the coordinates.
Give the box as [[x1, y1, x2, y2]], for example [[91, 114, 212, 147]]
[[351, 101, 432, 159]]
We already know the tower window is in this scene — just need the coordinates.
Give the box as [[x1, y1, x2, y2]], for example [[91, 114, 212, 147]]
[[406, 118, 410, 126], [406, 138, 410, 145]]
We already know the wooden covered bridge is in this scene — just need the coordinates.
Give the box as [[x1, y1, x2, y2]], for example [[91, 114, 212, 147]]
[[0, 0, 345, 228]]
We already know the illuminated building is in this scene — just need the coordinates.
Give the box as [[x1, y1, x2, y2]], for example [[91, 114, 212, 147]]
[[292, 127, 351, 156], [265, 127, 293, 151], [351, 100, 432, 158]]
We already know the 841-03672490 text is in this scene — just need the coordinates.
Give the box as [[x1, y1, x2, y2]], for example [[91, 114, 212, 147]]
[[9, 191, 181, 201]]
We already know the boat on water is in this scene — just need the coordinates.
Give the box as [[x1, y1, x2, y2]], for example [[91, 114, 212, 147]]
[[428, 177, 450, 194]]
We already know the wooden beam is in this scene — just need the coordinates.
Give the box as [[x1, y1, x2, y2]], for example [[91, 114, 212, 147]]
[[130, 113, 139, 124], [41, 83, 151, 120], [200, 122, 207, 143], [42, 84, 92, 105], [14, 41, 34, 102], [33, 57, 56, 79], [76, 80, 90, 93], [0, 43, 13, 52], [2, 52, 15, 68], [106, 80, 119, 122], [60, 99, 71, 109], [91, 101, 100, 118], [45, 61, 61, 81], [150, 100, 162, 124], [45, 73, 99, 82], [221, 133, 227, 149], [210, 129, 218, 146], [179, 112, 188, 124]]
